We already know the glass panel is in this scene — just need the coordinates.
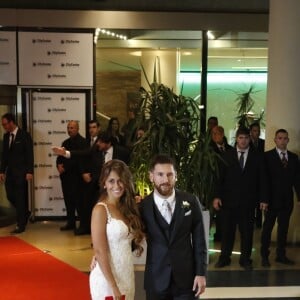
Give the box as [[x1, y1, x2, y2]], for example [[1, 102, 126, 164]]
[[207, 31, 268, 144], [95, 30, 204, 132], [95, 29, 268, 145]]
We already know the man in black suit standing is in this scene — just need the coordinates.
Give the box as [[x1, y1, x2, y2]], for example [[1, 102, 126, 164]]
[[56, 120, 88, 231], [249, 122, 265, 153], [75, 120, 101, 235], [140, 154, 207, 300], [213, 127, 268, 270], [249, 122, 265, 228], [96, 131, 130, 165], [261, 129, 300, 267], [0, 113, 33, 234], [210, 125, 234, 242]]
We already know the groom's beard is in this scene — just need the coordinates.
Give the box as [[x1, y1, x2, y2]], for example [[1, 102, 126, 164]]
[[154, 182, 174, 197]]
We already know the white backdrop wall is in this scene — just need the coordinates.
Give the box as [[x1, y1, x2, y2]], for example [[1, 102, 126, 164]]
[[32, 91, 87, 217]]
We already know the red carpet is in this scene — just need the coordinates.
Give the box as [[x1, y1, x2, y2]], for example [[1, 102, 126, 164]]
[[0, 236, 90, 300]]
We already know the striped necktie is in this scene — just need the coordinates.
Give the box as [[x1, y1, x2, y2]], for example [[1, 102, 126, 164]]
[[281, 152, 288, 168]]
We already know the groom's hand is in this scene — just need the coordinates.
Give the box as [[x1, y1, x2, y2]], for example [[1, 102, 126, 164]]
[[193, 275, 206, 297]]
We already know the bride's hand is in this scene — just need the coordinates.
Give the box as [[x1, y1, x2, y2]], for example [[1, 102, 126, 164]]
[[90, 255, 97, 271]]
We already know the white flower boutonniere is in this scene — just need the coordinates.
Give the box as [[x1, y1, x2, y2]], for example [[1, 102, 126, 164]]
[[182, 201, 190, 210]]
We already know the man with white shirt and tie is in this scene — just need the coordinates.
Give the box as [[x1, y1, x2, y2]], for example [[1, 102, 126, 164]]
[[139, 154, 207, 300], [0, 113, 33, 234], [95, 131, 130, 165], [87, 120, 101, 147], [261, 129, 300, 267], [213, 127, 268, 270]]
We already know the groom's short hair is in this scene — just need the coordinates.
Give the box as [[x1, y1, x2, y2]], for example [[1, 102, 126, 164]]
[[149, 154, 177, 171]]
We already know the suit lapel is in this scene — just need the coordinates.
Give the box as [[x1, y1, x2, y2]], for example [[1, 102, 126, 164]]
[[145, 195, 169, 241], [169, 193, 185, 244]]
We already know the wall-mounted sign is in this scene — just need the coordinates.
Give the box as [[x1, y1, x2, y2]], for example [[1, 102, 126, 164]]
[[19, 32, 93, 87], [32, 91, 86, 217], [0, 31, 17, 85]]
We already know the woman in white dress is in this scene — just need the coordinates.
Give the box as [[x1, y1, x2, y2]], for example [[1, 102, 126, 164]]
[[89, 159, 144, 300]]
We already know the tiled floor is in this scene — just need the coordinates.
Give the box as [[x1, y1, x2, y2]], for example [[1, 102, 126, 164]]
[[1, 220, 300, 299]]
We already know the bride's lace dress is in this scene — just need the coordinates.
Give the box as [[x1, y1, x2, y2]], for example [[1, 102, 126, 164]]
[[89, 203, 134, 300]]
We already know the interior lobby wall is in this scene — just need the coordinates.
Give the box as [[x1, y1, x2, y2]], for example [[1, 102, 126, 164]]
[[96, 70, 141, 130]]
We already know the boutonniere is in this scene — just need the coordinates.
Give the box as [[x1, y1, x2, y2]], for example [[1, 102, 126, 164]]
[[182, 201, 190, 211]]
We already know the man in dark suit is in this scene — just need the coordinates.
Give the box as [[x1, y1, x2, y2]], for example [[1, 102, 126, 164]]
[[249, 122, 265, 153], [96, 131, 130, 165], [213, 127, 268, 270], [211, 125, 233, 154], [75, 120, 101, 235], [56, 120, 88, 231], [140, 154, 207, 300], [210, 125, 234, 242], [0, 113, 33, 234], [261, 129, 300, 267], [249, 122, 265, 228]]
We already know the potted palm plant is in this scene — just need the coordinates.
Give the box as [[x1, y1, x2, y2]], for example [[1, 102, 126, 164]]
[[130, 60, 220, 208], [235, 85, 265, 129]]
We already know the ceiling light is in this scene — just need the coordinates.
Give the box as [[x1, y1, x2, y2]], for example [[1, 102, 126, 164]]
[[130, 51, 142, 57], [207, 31, 215, 39]]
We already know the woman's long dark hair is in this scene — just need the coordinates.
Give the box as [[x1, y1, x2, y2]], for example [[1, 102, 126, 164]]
[[99, 159, 144, 256]]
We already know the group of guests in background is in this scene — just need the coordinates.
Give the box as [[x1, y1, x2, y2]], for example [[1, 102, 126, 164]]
[[53, 115, 146, 236], [208, 116, 300, 270], [53, 118, 132, 235]]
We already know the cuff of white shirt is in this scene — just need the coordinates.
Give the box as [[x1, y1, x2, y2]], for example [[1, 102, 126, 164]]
[[65, 150, 71, 158]]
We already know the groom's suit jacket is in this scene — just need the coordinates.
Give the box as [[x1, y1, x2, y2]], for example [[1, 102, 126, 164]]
[[140, 189, 207, 294]]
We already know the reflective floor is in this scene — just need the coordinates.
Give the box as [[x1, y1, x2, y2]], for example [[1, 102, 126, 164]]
[[1, 221, 300, 299]]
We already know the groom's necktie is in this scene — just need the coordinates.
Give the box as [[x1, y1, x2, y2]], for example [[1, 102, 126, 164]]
[[162, 200, 172, 224]]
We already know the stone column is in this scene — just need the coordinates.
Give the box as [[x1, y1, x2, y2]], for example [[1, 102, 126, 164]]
[[266, 0, 300, 243]]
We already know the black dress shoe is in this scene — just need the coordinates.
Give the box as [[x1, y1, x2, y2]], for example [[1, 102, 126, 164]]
[[240, 263, 253, 271], [215, 259, 231, 268], [60, 224, 75, 231], [261, 258, 271, 267], [74, 227, 90, 236], [275, 256, 295, 265], [240, 259, 253, 271], [10, 227, 25, 234]]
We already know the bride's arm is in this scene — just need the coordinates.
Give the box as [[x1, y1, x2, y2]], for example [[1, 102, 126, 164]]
[[91, 205, 122, 298]]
